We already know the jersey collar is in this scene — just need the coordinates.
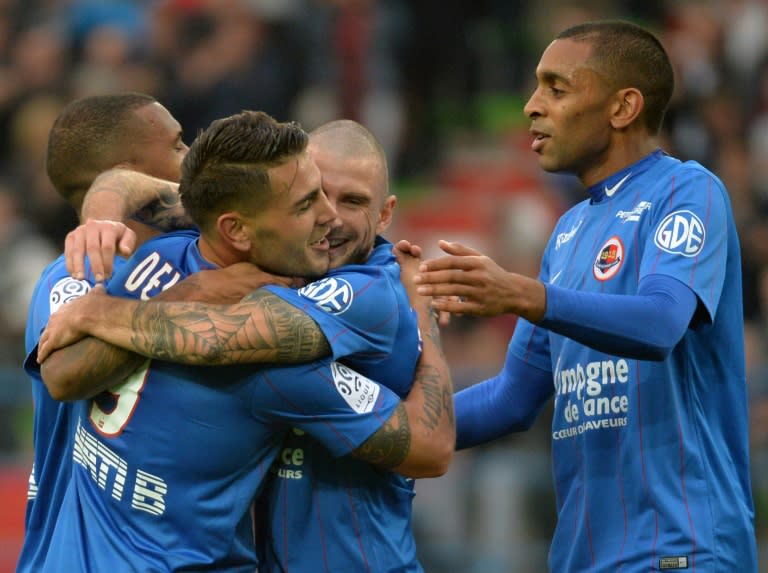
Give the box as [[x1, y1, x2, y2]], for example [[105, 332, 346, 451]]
[[587, 149, 666, 204]]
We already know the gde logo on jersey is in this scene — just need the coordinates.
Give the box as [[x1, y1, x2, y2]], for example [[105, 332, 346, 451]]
[[654, 210, 705, 257], [299, 277, 354, 314]]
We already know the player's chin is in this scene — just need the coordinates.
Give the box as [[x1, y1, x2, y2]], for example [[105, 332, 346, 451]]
[[305, 252, 331, 276]]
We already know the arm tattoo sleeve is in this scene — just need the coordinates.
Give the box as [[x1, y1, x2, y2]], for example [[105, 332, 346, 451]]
[[351, 403, 410, 468], [128, 290, 331, 365], [131, 182, 194, 231]]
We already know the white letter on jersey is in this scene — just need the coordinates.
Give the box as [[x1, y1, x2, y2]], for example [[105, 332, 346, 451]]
[[132, 470, 167, 516], [654, 210, 705, 257]]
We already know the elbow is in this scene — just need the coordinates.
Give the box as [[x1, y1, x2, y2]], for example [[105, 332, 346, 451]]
[[423, 442, 455, 477], [41, 359, 86, 401], [399, 437, 455, 478]]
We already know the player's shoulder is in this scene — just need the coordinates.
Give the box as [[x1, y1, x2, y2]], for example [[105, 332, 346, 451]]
[[34, 255, 93, 309], [650, 154, 726, 190]]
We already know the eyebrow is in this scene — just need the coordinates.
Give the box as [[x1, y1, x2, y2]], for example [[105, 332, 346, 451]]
[[292, 187, 320, 208], [539, 70, 572, 86]]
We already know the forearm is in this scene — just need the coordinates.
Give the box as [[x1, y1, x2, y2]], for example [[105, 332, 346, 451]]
[[41, 338, 145, 400], [392, 309, 455, 477], [87, 290, 330, 365], [82, 169, 192, 231], [455, 355, 552, 449], [540, 274, 697, 360]]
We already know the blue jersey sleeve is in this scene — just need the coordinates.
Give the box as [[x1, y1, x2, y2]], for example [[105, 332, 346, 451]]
[[640, 165, 729, 322], [455, 344, 553, 449], [541, 273, 698, 360], [250, 359, 399, 457], [264, 269, 398, 360]]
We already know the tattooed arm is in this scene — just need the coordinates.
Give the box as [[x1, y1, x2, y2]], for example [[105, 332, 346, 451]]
[[68, 169, 194, 281], [81, 168, 191, 232], [350, 242, 455, 478], [40, 267, 298, 401], [39, 287, 329, 368]]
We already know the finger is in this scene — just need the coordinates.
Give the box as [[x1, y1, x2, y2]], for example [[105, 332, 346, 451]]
[[65, 230, 86, 280], [437, 310, 452, 327], [116, 228, 137, 262], [407, 243, 423, 258], [431, 297, 482, 316], [37, 334, 51, 363], [393, 239, 412, 253], [418, 255, 481, 274], [85, 226, 112, 283], [437, 240, 483, 257], [416, 282, 475, 298], [414, 267, 479, 287]]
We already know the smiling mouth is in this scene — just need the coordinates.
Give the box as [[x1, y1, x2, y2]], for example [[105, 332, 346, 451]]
[[310, 236, 330, 250]]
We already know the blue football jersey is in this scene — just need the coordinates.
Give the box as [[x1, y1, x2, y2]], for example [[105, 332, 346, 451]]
[[41, 231, 402, 573], [260, 237, 423, 572], [509, 150, 756, 572], [16, 255, 119, 573]]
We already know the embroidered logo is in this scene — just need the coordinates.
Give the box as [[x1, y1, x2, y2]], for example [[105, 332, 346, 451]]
[[556, 219, 583, 250], [654, 210, 705, 257], [331, 362, 380, 414], [593, 236, 624, 281], [299, 277, 354, 314], [616, 200, 652, 223], [50, 276, 91, 313]]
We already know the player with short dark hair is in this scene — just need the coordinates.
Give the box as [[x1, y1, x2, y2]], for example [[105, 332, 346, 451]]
[[17, 92, 189, 573], [413, 20, 757, 572]]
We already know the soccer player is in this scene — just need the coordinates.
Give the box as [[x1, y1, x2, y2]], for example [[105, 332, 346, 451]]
[[41, 119, 444, 572], [16, 93, 189, 573], [36, 111, 454, 572], [411, 20, 758, 572]]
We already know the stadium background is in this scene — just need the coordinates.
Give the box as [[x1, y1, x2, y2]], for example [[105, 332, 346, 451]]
[[0, 0, 766, 571]]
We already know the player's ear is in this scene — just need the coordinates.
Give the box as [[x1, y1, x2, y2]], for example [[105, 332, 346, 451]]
[[217, 212, 251, 253], [376, 195, 397, 234], [610, 87, 643, 130]]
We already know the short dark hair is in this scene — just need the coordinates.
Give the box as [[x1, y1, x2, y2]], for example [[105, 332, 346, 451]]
[[45, 93, 158, 207], [557, 20, 674, 134], [179, 110, 308, 232]]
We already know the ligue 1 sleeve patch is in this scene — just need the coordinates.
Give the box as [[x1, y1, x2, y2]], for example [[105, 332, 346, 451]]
[[653, 210, 705, 257], [330, 362, 380, 413], [49, 276, 91, 313], [593, 236, 624, 281], [298, 277, 354, 315]]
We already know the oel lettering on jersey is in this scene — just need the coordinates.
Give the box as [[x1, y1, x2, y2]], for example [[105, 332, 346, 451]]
[[123, 251, 181, 300]]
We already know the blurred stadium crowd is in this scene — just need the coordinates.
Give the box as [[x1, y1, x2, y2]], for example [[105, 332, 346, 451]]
[[0, 0, 766, 571]]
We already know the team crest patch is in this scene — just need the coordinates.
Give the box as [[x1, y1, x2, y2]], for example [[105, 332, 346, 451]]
[[653, 210, 705, 257], [331, 362, 380, 414], [593, 236, 624, 281], [50, 276, 91, 313], [298, 277, 354, 315]]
